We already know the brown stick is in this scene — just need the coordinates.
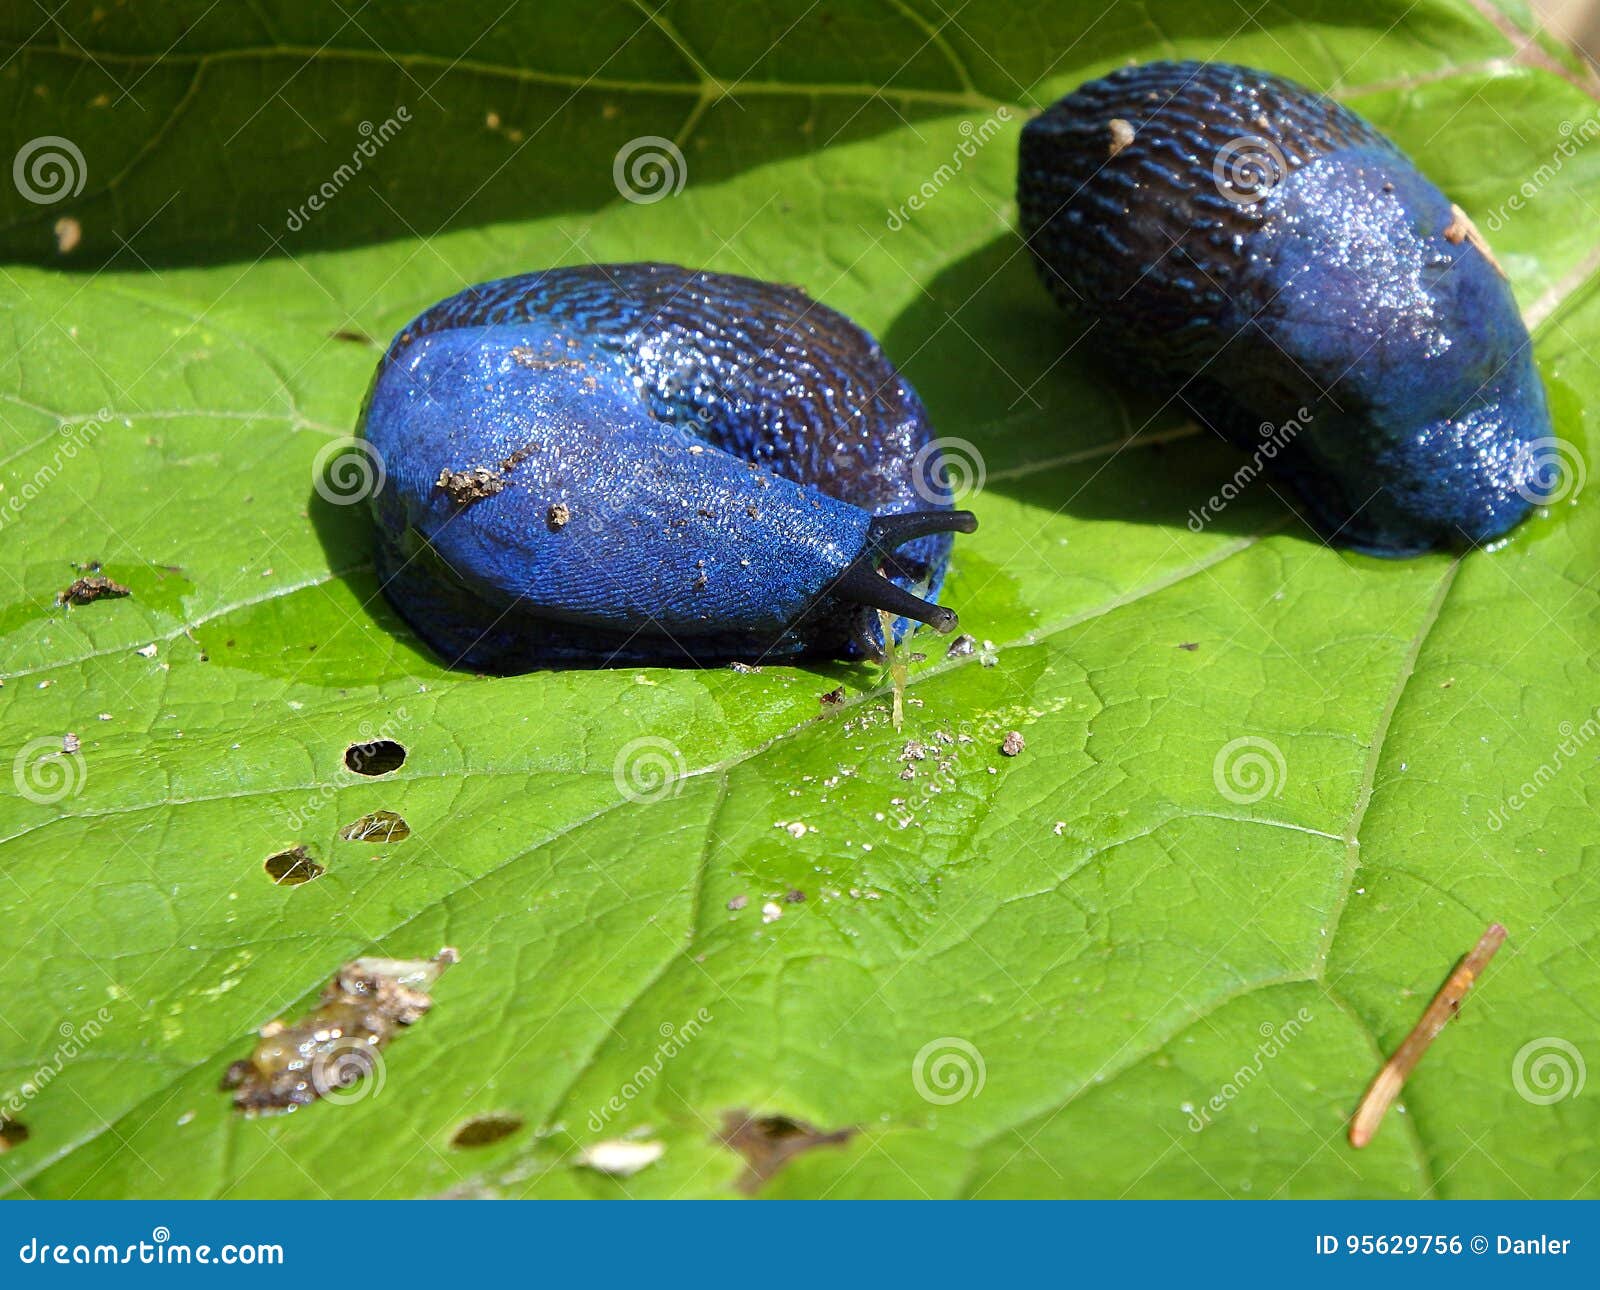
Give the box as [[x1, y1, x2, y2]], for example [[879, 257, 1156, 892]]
[[1349, 922, 1507, 1149]]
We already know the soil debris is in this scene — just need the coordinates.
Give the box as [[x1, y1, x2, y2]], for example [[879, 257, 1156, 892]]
[[720, 1111, 854, 1195], [0, 1119, 28, 1152], [726, 894, 749, 911], [450, 1114, 525, 1149], [546, 501, 571, 530], [222, 947, 458, 1116], [576, 1137, 664, 1177], [1107, 117, 1136, 157], [435, 466, 504, 505], [57, 574, 130, 607], [946, 633, 977, 659], [1000, 730, 1026, 757]]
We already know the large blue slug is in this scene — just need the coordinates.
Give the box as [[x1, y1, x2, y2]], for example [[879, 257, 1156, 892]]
[[1018, 60, 1552, 555], [357, 263, 975, 671]]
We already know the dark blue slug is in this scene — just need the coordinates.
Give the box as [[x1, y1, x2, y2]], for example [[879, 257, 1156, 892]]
[[1018, 60, 1552, 555], [357, 263, 975, 671]]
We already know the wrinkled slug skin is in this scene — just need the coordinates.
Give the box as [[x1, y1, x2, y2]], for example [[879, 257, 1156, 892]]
[[1019, 60, 1552, 555], [357, 263, 971, 671]]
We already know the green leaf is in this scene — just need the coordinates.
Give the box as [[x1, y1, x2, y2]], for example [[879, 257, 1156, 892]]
[[2, 0, 1598, 1199]]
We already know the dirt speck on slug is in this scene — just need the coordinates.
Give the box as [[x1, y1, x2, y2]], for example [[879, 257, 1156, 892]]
[[546, 501, 571, 530], [435, 466, 504, 505], [54, 216, 81, 254], [221, 947, 458, 1116], [1107, 118, 1135, 157]]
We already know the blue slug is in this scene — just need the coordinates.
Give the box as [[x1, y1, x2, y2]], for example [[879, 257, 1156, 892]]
[[357, 263, 975, 670], [1018, 60, 1552, 555]]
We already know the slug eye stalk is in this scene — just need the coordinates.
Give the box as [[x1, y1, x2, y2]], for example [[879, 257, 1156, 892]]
[[835, 509, 978, 635]]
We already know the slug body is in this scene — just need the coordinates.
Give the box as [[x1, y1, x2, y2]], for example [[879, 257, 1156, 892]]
[[358, 263, 974, 670], [1019, 60, 1552, 555]]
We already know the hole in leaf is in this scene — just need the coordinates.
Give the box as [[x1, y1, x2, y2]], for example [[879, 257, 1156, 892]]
[[338, 810, 410, 843], [0, 1119, 29, 1152], [719, 1110, 854, 1195], [345, 740, 406, 776], [263, 845, 325, 886], [450, 1114, 525, 1149]]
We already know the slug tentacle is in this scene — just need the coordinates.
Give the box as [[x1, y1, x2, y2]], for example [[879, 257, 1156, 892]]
[[1018, 60, 1553, 555], [357, 264, 974, 670]]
